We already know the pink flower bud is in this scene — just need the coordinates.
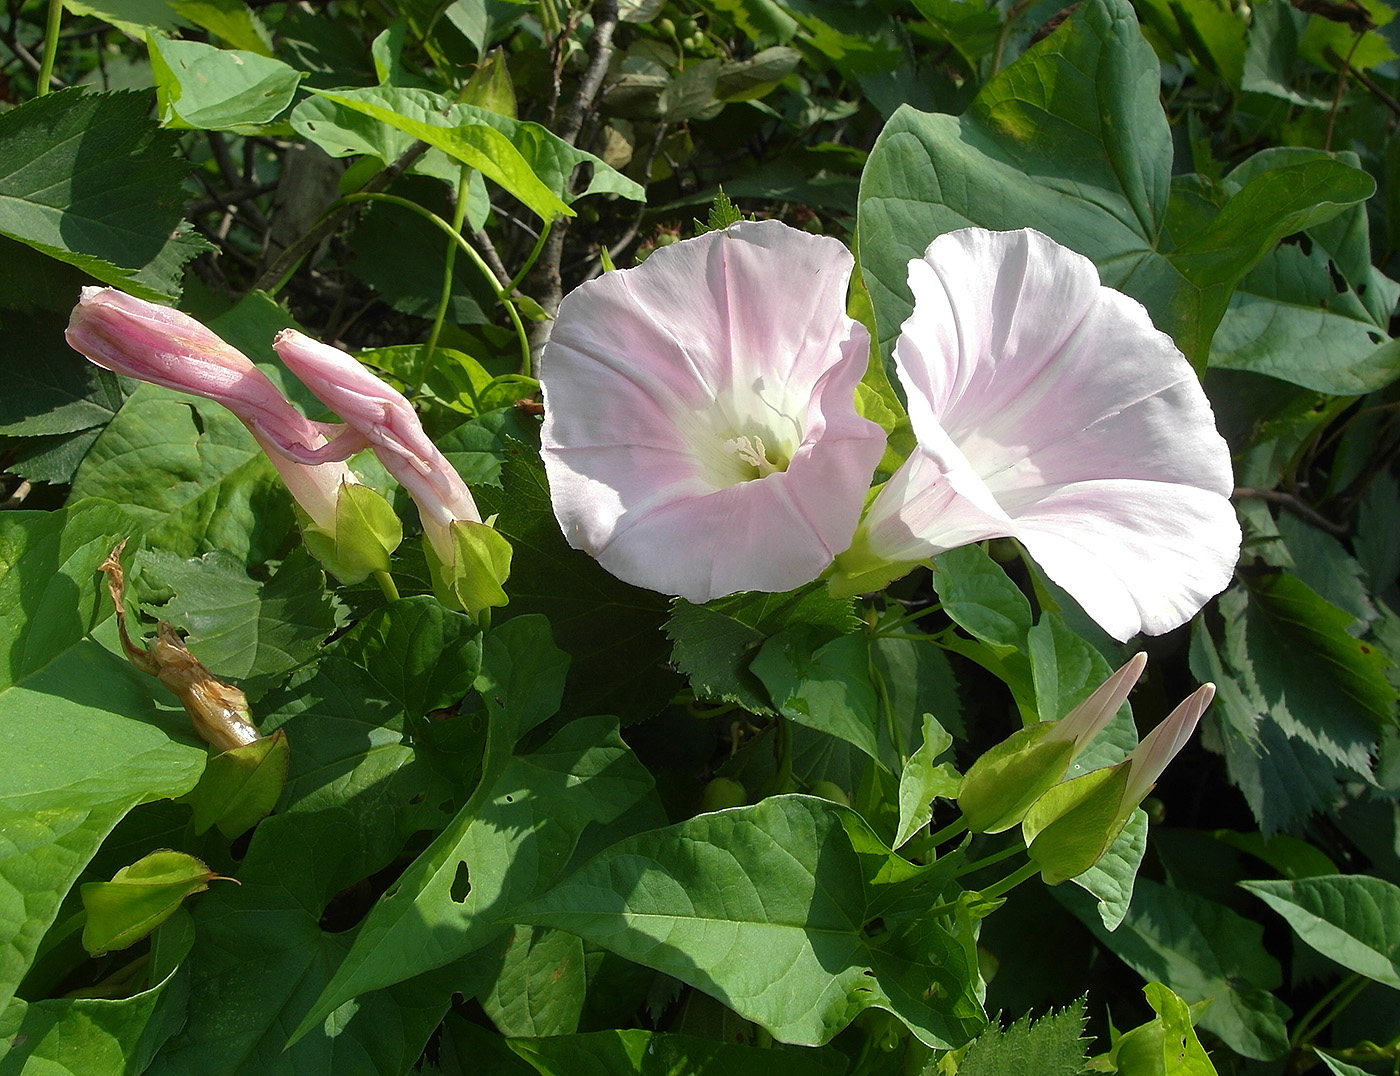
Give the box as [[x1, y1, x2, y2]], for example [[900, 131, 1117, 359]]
[[1045, 652, 1148, 753], [65, 288, 358, 531], [271, 330, 481, 562], [1122, 682, 1215, 808]]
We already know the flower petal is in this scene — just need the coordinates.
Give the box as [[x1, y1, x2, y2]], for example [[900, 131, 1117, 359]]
[[872, 227, 1239, 639], [541, 221, 885, 602], [65, 288, 358, 530], [1001, 479, 1242, 640], [861, 447, 1011, 565]]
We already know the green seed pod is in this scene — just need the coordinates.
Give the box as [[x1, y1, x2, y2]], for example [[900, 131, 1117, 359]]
[[808, 780, 851, 806], [699, 777, 747, 812]]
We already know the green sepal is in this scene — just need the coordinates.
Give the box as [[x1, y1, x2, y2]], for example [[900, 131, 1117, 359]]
[[1023, 763, 1133, 885], [426, 519, 513, 617], [300, 482, 403, 584], [957, 724, 1075, 834], [80, 851, 220, 956], [183, 728, 290, 838], [827, 519, 924, 599], [461, 47, 517, 118]]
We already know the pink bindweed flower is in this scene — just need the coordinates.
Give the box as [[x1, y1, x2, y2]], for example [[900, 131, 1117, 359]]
[[66, 287, 357, 531], [270, 329, 482, 560], [538, 220, 887, 603], [840, 228, 1241, 641], [271, 330, 508, 618]]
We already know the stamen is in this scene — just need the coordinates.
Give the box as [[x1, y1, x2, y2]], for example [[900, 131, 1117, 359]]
[[723, 435, 784, 478]]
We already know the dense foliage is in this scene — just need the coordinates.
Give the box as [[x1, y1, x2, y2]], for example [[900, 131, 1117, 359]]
[[2, 0, 1400, 1074]]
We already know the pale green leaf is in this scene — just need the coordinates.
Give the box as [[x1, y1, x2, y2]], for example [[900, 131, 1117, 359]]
[[149, 35, 302, 131], [1240, 875, 1400, 988]]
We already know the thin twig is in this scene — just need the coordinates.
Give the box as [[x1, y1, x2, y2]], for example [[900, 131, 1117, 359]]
[[1324, 45, 1400, 116], [583, 122, 668, 281], [251, 139, 432, 294], [188, 183, 279, 216], [472, 227, 512, 288], [1324, 31, 1365, 150], [1232, 487, 1350, 536], [207, 131, 241, 190]]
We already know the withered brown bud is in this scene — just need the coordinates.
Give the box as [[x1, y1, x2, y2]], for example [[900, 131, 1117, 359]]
[[100, 541, 262, 753]]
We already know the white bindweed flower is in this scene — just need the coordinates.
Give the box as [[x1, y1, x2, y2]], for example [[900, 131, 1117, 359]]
[[539, 220, 887, 603], [844, 228, 1241, 641]]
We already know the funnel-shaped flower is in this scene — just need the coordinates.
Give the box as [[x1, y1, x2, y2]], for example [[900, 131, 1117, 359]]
[[66, 287, 356, 533], [840, 229, 1240, 641], [272, 330, 510, 615], [539, 220, 887, 604]]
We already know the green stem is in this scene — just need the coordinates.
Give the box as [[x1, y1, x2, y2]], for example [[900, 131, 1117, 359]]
[[871, 604, 943, 637], [37, 0, 63, 96], [332, 192, 533, 378], [504, 287, 532, 378], [505, 219, 554, 296], [760, 717, 794, 798], [415, 166, 473, 399], [372, 570, 400, 603], [925, 814, 969, 847], [990, 0, 1036, 75], [869, 657, 906, 762], [956, 840, 1028, 877], [902, 814, 970, 859], [1291, 973, 1368, 1049], [977, 860, 1040, 903]]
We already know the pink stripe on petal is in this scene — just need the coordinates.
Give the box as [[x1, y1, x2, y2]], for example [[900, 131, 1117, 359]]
[[67, 287, 334, 455], [1123, 683, 1215, 805]]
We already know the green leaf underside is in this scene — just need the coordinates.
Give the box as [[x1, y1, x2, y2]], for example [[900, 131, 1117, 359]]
[[1241, 875, 1400, 987]]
